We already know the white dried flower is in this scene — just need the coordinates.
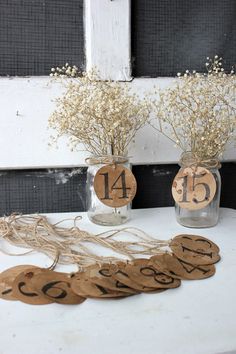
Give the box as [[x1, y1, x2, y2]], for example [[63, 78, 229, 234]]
[[49, 67, 150, 156], [151, 56, 236, 159]]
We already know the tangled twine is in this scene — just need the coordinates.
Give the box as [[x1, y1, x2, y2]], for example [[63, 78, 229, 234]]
[[0, 214, 170, 269]]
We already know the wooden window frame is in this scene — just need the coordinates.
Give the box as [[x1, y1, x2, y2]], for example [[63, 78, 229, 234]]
[[0, 0, 234, 169]]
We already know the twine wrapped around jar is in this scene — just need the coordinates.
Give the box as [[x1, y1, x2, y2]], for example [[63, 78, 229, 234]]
[[179, 151, 221, 169], [85, 155, 129, 166]]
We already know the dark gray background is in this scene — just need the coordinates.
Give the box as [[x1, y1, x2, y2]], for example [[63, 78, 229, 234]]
[[0, 0, 84, 76], [0, 163, 235, 215], [132, 0, 236, 77]]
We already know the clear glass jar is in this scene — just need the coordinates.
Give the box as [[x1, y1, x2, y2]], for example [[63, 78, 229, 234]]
[[86, 155, 131, 226], [175, 153, 221, 228]]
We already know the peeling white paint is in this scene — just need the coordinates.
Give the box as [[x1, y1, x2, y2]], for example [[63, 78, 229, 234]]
[[47, 168, 84, 185], [152, 168, 172, 177], [85, 0, 131, 81], [23, 168, 84, 184]]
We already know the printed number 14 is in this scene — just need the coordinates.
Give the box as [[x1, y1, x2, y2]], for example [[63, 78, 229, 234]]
[[100, 170, 131, 200]]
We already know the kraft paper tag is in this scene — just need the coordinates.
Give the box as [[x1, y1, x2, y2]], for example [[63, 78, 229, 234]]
[[93, 164, 137, 208], [123, 259, 181, 289], [31, 271, 86, 305], [150, 254, 216, 280], [12, 267, 53, 305], [172, 166, 217, 210], [112, 261, 164, 293], [170, 234, 220, 265], [71, 271, 131, 299], [83, 263, 139, 295], [0, 265, 37, 301]]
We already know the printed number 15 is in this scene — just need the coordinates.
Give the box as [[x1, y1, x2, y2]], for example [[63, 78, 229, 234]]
[[180, 174, 210, 204]]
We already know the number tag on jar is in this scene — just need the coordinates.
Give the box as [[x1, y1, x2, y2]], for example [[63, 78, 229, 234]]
[[172, 166, 217, 210], [94, 164, 137, 208]]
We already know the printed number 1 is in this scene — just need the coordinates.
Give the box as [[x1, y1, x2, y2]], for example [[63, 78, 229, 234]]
[[100, 170, 131, 200]]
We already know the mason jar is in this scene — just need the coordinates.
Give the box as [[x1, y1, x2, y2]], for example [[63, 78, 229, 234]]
[[174, 152, 221, 228], [86, 155, 132, 226]]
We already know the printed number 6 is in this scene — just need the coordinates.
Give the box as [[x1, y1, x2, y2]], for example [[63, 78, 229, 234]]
[[42, 281, 67, 299]]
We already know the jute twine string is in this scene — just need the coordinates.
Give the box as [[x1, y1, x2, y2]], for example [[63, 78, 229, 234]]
[[180, 151, 221, 169], [85, 155, 129, 166], [0, 214, 170, 269]]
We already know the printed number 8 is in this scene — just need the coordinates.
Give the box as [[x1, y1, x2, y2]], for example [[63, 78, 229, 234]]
[[140, 267, 174, 285]]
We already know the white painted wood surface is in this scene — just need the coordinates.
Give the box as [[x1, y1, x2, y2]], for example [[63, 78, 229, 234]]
[[85, 0, 131, 81], [0, 207, 236, 354], [0, 0, 235, 169], [0, 77, 235, 169]]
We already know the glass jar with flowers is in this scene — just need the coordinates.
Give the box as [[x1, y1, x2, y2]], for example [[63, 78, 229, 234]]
[[151, 56, 236, 228], [48, 66, 150, 225]]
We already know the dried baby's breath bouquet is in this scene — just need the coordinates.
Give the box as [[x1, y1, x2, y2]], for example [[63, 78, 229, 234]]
[[49, 65, 150, 157], [152, 56, 236, 160]]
